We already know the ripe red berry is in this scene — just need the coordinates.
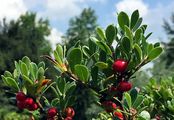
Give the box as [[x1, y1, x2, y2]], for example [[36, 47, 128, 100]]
[[65, 107, 75, 118], [17, 101, 25, 109], [64, 117, 72, 120], [28, 102, 38, 111], [16, 91, 26, 102], [114, 111, 123, 120], [102, 101, 117, 112], [117, 81, 132, 92], [112, 59, 128, 73], [24, 97, 34, 109], [47, 107, 58, 118]]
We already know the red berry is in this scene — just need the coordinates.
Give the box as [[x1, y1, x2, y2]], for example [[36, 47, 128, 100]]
[[102, 101, 117, 112], [112, 59, 128, 73], [47, 107, 58, 118], [65, 107, 75, 118], [16, 91, 26, 102], [24, 98, 34, 109], [117, 81, 132, 92], [114, 111, 123, 120], [64, 117, 72, 120], [28, 102, 38, 111], [17, 101, 25, 109]]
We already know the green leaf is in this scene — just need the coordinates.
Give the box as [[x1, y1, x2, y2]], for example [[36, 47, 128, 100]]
[[21, 62, 28, 76], [121, 37, 131, 53], [124, 92, 132, 108], [82, 46, 91, 58], [145, 32, 152, 40], [95, 62, 108, 69], [1, 75, 8, 85], [56, 44, 63, 62], [148, 47, 163, 61], [131, 10, 139, 29], [38, 62, 45, 69], [6, 77, 19, 91], [22, 56, 31, 67], [134, 44, 142, 61], [140, 25, 147, 33], [74, 64, 89, 83], [132, 18, 143, 31], [95, 41, 112, 55], [88, 38, 96, 54], [37, 67, 45, 81], [4, 71, 13, 78], [118, 12, 129, 30], [30, 62, 38, 80], [96, 27, 106, 40], [133, 95, 144, 108], [67, 48, 83, 72], [54, 50, 62, 64], [22, 75, 33, 85], [105, 24, 116, 45], [134, 29, 142, 44], [124, 25, 133, 41], [130, 88, 138, 104]]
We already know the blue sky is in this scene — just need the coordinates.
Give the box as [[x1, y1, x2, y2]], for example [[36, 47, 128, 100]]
[[1, 0, 174, 49]]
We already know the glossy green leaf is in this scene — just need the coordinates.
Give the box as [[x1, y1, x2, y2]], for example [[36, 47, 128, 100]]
[[88, 38, 96, 54], [132, 18, 143, 31], [95, 41, 112, 55], [140, 25, 147, 33], [56, 44, 63, 62], [124, 92, 132, 108], [37, 67, 45, 81], [74, 64, 89, 83], [145, 32, 152, 40], [148, 47, 163, 61], [67, 48, 83, 72], [21, 62, 28, 76], [130, 88, 138, 104], [125, 26, 133, 41], [131, 10, 139, 29], [30, 62, 38, 80], [96, 27, 106, 40], [135, 29, 142, 43], [121, 37, 131, 53], [106, 24, 116, 45], [22, 56, 31, 67], [1, 75, 8, 85], [38, 62, 45, 69], [133, 95, 144, 108], [22, 75, 33, 85], [82, 46, 91, 58], [6, 77, 19, 91], [118, 12, 129, 30], [95, 61, 108, 69], [54, 50, 62, 64], [134, 44, 142, 61], [4, 71, 13, 78]]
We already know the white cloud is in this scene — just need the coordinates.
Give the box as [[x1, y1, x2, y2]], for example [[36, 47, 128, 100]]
[[116, 0, 148, 17], [46, 28, 63, 49], [0, 0, 27, 21]]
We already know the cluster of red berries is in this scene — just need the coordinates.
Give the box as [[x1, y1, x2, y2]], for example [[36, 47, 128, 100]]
[[64, 107, 75, 120], [112, 59, 132, 92], [47, 107, 58, 120], [47, 107, 75, 120], [16, 91, 38, 111], [102, 101, 123, 120]]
